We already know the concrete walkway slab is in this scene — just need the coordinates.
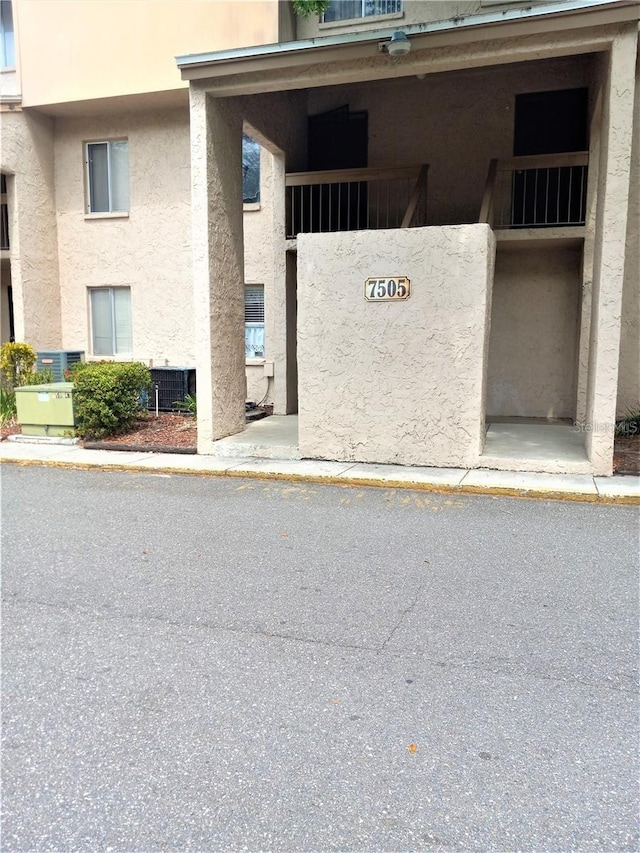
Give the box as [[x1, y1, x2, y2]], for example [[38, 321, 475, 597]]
[[229, 459, 357, 478], [213, 415, 300, 460], [0, 442, 78, 461], [135, 454, 251, 473], [51, 448, 155, 466], [594, 475, 640, 498], [342, 463, 467, 487], [2, 436, 638, 502], [462, 468, 598, 495]]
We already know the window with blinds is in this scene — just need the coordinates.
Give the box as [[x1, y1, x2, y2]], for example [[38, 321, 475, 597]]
[[90, 287, 132, 355], [85, 140, 129, 213], [245, 285, 265, 359], [323, 0, 402, 23]]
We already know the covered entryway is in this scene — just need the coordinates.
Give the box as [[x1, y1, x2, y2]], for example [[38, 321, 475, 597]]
[[178, 4, 638, 476], [486, 244, 582, 420]]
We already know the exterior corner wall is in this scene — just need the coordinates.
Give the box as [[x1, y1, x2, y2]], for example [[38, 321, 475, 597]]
[[297, 224, 494, 467], [241, 90, 308, 413], [584, 27, 638, 475], [1, 109, 61, 349], [487, 246, 582, 419], [616, 46, 640, 417], [575, 51, 608, 426], [191, 90, 246, 452]]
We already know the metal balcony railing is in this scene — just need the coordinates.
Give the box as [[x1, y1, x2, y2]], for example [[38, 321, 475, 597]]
[[1, 175, 8, 250], [285, 164, 429, 239], [479, 151, 589, 229], [1, 204, 8, 250]]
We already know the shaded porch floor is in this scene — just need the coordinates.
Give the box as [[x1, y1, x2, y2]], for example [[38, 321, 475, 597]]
[[213, 415, 592, 475], [481, 421, 591, 474], [213, 415, 301, 460]]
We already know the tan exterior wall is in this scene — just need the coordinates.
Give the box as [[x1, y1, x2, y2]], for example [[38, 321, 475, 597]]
[[616, 49, 640, 416], [245, 148, 276, 404], [584, 27, 637, 474], [54, 107, 194, 366], [55, 107, 274, 404], [15, 1, 280, 108], [0, 110, 61, 348], [297, 225, 495, 467], [307, 55, 591, 227], [294, 1, 537, 40], [487, 246, 582, 419]]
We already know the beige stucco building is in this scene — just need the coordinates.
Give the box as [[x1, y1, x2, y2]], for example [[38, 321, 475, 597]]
[[1, 0, 281, 401], [2, 0, 639, 475]]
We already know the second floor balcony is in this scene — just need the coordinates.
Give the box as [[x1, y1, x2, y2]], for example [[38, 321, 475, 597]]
[[285, 153, 588, 241]]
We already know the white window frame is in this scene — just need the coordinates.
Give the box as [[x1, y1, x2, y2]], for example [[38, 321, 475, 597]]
[[89, 287, 132, 356], [85, 139, 129, 214], [0, 0, 15, 68], [322, 0, 402, 23], [245, 284, 265, 360]]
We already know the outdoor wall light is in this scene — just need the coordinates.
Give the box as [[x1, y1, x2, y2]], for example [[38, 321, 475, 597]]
[[380, 30, 411, 57]]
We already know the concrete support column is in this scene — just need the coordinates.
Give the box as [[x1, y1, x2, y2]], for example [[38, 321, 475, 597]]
[[190, 87, 246, 453], [585, 28, 638, 475]]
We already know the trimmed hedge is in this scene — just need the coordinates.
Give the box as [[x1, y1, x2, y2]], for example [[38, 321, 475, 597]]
[[70, 361, 152, 440]]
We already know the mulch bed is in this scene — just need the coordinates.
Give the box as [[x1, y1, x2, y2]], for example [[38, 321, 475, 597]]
[[613, 436, 640, 476], [92, 412, 197, 450], [0, 418, 21, 440]]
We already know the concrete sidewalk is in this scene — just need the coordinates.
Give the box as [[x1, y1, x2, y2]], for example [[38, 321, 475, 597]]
[[1, 436, 638, 503]]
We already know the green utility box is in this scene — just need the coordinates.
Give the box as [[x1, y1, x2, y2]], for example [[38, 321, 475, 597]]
[[15, 382, 76, 437]]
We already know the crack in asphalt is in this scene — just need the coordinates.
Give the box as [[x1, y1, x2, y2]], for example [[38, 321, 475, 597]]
[[3, 594, 637, 695], [380, 584, 424, 651]]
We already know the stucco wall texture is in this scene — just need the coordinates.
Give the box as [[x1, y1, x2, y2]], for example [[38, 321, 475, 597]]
[[616, 51, 640, 416], [0, 111, 61, 348], [55, 108, 194, 367], [297, 225, 495, 467], [54, 107, 273, 402], [487, 247, 581, 419]]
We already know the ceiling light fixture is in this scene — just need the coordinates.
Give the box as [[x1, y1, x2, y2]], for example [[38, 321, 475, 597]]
[[380, 30, 411, 57]]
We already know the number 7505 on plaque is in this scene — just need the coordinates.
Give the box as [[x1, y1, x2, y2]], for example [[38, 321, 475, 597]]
[[364, 277, 411, 301]]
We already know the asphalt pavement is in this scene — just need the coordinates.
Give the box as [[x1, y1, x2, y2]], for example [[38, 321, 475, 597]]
[[2, 465, 638, 852]]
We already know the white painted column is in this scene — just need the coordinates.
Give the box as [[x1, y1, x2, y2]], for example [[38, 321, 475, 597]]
[[190, 87, 247, 453], [585, 28, 638, 475]]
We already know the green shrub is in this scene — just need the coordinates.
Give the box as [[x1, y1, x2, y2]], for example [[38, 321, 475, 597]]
[[71, 361, 152, 440], [20, 368, 55, 386], [615, 409, 640, 438], [0, 386, 16, 426], [0, 342, 37, 389], [292, 0, 329, 17], [173, 394, 197, 417]]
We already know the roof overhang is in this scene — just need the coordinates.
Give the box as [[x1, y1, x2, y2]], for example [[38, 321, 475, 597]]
[[176, 0, 640, 94]]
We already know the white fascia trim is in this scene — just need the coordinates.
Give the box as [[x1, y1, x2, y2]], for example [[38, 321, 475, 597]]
[[176, 0, 633, 69]]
